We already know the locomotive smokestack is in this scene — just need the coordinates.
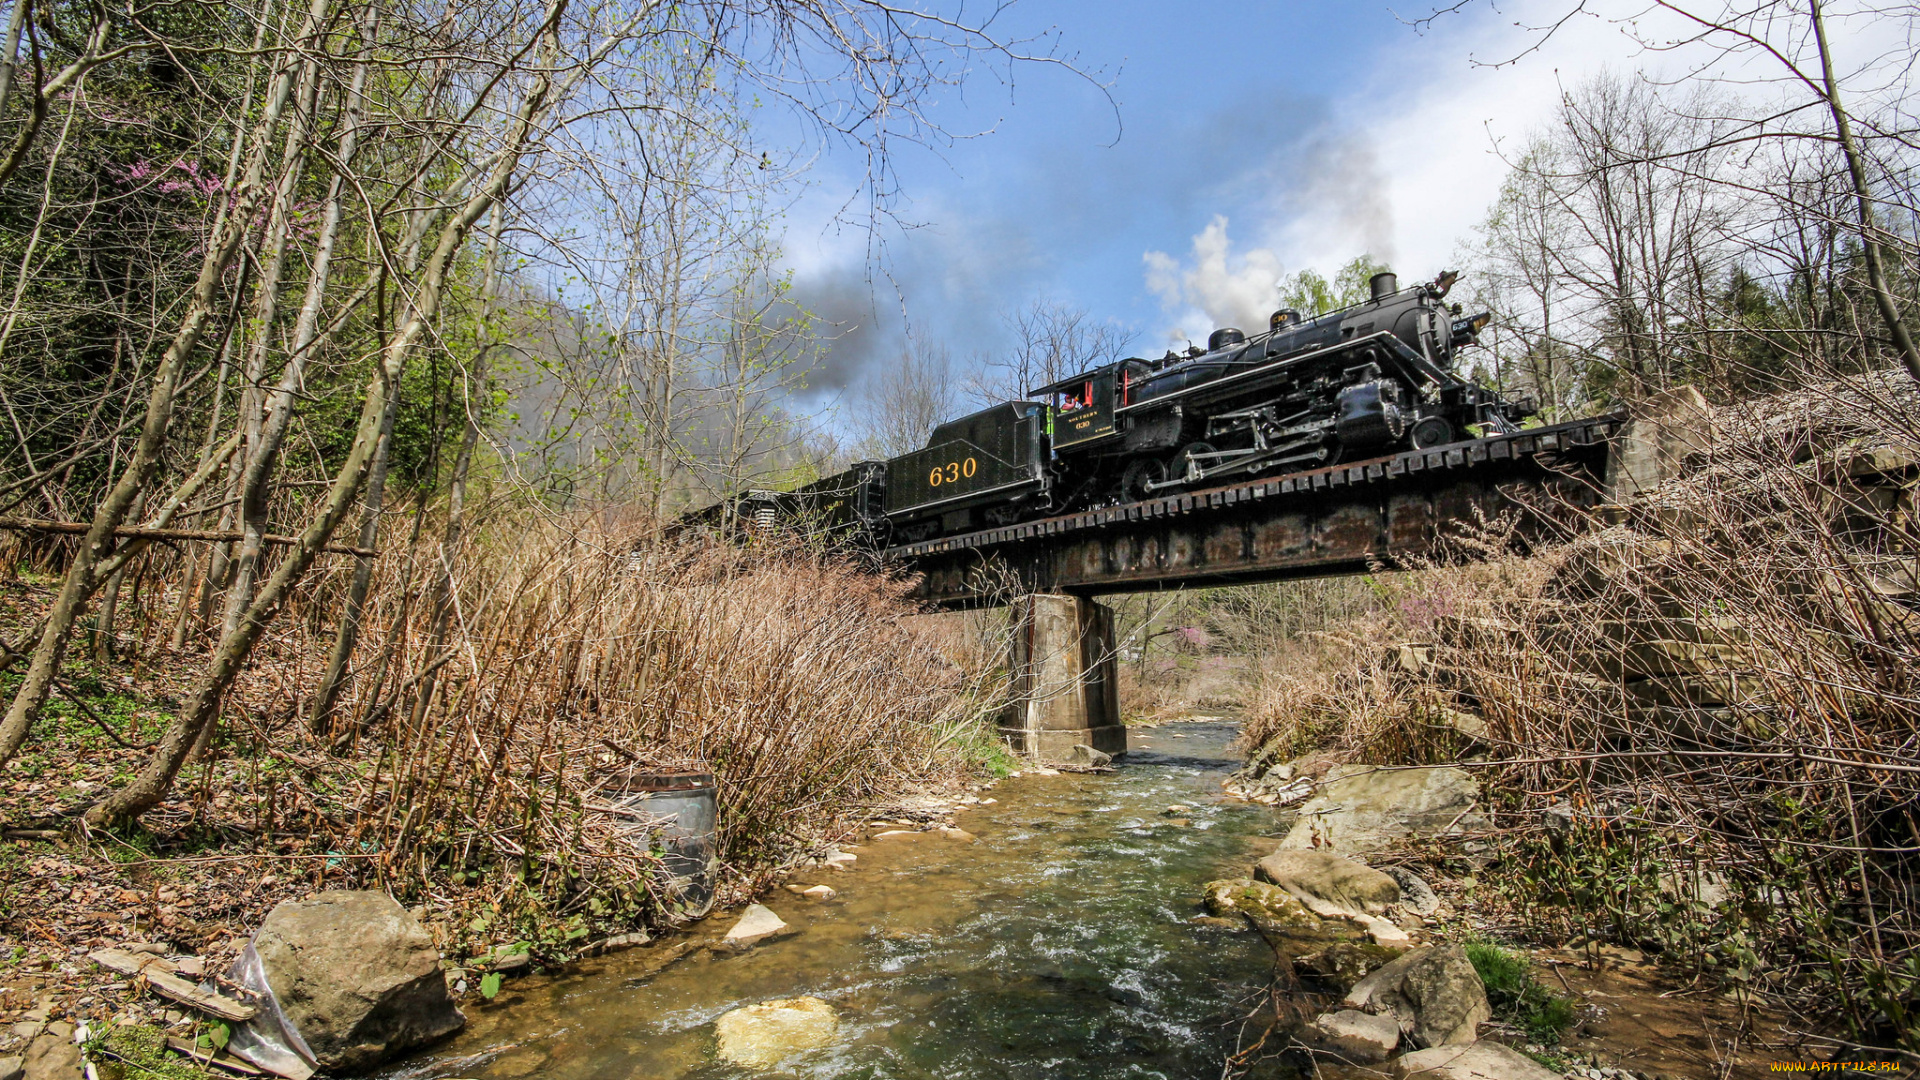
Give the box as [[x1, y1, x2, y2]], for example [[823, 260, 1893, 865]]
[[1369, 272, 1398, 302]]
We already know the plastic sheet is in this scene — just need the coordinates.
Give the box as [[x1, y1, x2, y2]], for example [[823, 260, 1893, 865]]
[[223, 942, 318, 1080]]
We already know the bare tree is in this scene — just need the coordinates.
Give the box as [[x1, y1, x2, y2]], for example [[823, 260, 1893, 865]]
[[854, 331, 958, 457], [0, 0, 1104, 828], [971, 299, 1134, 405], [1427, 0, 1920, 384], [1468, 75, 1743, 402]]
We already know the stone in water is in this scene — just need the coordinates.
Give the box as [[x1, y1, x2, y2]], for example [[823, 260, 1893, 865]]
[[723, 904, 790, 949], [714, 996, 838, 1068]]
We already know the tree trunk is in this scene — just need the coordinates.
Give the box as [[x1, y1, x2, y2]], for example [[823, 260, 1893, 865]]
[[87, 19, 567, 822], [219, 49, 324, 642], [310, 391, 399, 732], [0, 36, 304, 763], [1809, 0, 1920, 384], [406, 417, 478, 731], [93, 493, 142, 664]]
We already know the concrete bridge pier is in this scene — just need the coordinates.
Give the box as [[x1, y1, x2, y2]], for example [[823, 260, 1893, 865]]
[[999, 593, 1128, 762]]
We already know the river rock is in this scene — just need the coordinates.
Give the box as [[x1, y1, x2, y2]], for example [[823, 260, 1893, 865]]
[[1255, 850, 1401, 918], [0, 1054, 21, 1080], [1277, 765, 1483, 854], [230, 890, 464, 1076], [1359, 913, 1415, 947], [1069, 744, 1112, 767], [1201, 879, 1338, 939], [723, 904, 791, 949], [1344, 945, 1491, 1048], [1387, 868, 1443, 917], [1391, 1041, 1562, 1079], [1300, 1009, 1401, 1064], [1294, 942, 1406, 991], [21, 1023, 80, 1080], [713, 996, 838, 1068]]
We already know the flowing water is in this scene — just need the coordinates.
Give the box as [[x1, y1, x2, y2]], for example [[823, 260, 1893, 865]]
[[379, 722, 1300, 1080]]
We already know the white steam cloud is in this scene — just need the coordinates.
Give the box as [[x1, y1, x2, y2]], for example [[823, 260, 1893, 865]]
[[1281, 139, 1396, 272], [1142, 216, 1283, 345], [1143, 134, 1402, 347]]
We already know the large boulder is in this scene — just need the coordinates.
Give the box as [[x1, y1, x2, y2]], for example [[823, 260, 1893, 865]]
[[1255, 850, 1400, 918], [1201, 879, 1342, 940], [228, 891, 464, 1077], [1277, 765, 1483, 854], [714, 996, 838, 1068], [1294, 942, 1406, 992], [1391, 1041, 1561, 1079], [1300, 1009, 1400, 1064], [1069, 743, 1113, 768], [1344, 945, 1491, 1049]]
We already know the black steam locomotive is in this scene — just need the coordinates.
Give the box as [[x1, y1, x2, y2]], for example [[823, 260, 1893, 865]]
[[696, 271, 1535, 546]]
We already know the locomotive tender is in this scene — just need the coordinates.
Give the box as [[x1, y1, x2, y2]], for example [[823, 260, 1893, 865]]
[[705, 271, 1535, 546]]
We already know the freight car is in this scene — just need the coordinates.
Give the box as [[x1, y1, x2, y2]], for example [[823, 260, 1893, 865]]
[[698, 270, 1535, 547]]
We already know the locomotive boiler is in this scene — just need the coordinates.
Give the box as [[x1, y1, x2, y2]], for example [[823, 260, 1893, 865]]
[[698, 270, 1536, 547]]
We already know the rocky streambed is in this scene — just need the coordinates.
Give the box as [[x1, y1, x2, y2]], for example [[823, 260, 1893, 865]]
[[27, 721, 1762, 1080], [368, 722, 1716, 1080], [373, 721, 1288, 1079]]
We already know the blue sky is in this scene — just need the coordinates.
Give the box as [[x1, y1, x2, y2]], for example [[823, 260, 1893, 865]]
[[769, 0, 1773, 416]]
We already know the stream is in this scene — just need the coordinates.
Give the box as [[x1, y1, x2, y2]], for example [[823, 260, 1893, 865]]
[[378, 721, 1300, 1080]]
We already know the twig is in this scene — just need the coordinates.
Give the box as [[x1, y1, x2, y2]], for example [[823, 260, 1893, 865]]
[[50, 677, 147, 750], [0, 516, 377, 556]]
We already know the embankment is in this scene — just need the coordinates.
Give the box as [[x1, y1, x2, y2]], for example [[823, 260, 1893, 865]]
[[1233, 371, 1920, 1061]]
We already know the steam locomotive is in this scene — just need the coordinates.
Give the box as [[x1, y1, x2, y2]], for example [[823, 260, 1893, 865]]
[[696, 271, 1535, 546]]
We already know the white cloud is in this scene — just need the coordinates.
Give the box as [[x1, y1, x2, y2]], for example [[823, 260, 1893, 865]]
[[1138, 2, 1679, 336]]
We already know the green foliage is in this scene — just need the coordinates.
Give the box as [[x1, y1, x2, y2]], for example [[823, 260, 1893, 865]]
[[0, 663, 173, 779], [87, 1021, 210, 1080], [479, 971, 503, 1000], [971, 735, 1021, 778], [198, 1021, 230, 1051], [1465, 940, 1577, 1043], [1278, 255, 1394, 317], [1503, 810, 1782, 991]]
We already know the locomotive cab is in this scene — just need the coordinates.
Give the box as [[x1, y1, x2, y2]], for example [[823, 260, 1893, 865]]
[[1034, 366, 1126, 451]]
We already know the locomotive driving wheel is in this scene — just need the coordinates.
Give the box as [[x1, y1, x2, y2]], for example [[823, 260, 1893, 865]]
[[1171, 442, 1216, 487], [1410, 416, 1455, 449], [1119, 458, 1165, 503]]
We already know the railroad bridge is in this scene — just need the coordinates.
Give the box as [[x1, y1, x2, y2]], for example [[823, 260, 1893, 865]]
[[882, 392, 1706, 763]]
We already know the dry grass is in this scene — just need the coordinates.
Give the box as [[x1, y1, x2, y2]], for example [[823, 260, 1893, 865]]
[[1, 513, 1000, 968], [1236, 371, 1920, 1053]]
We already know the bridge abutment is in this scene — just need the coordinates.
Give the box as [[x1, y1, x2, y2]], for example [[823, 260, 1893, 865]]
[[1604, 385, 1715, 500], [1000, 593, 1128, 762]]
